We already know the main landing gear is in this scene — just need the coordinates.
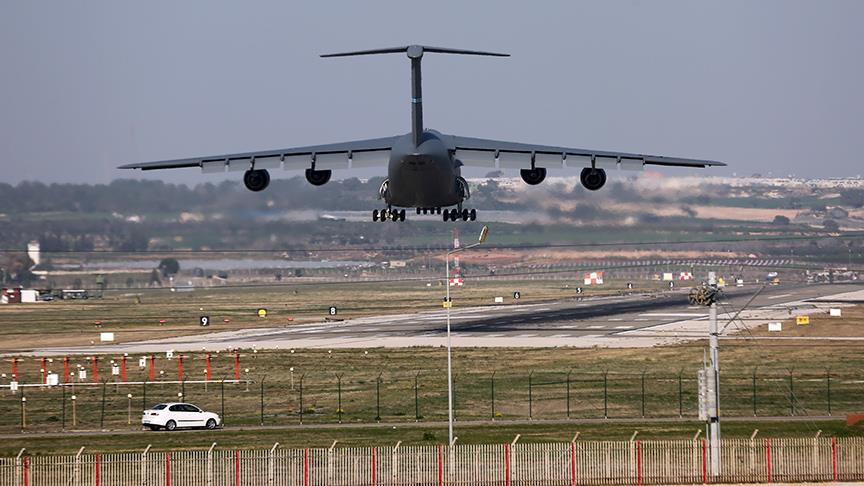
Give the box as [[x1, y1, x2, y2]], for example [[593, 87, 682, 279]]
[[372, 208, 406, 222], [443, 208, 477, 222]]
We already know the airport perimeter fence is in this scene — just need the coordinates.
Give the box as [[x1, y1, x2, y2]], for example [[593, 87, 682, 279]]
[[1, 369, 862, 432], [2, 437, 864, 485]]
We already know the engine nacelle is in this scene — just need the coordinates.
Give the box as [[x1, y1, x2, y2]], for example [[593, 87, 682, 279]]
[[580, 168, 606, 191], [520, 167, 547, 185], [305, 168, 332, 186], [243, 169, 270, 192]]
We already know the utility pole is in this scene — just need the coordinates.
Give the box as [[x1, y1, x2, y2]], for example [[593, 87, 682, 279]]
[[707, 271, 721, 477]]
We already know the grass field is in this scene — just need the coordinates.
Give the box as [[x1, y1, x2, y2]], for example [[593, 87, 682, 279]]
[[1, 335, 862, 438]]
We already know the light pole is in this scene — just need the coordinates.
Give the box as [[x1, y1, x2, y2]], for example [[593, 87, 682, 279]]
[[445, 225, 489, 450]]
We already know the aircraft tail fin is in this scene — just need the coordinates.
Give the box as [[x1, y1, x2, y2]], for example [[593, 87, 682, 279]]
[[321, 45, 508, 148]]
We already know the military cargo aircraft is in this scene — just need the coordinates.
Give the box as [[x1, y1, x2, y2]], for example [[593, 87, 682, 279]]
[[120, 45, 724, 222]]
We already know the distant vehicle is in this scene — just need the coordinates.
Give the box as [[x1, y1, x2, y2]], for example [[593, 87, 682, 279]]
[[61, 289, 88, 300], [142, 402, 221, 431], [120, 45, 724, 223]]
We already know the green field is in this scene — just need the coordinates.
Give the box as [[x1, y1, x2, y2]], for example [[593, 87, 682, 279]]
[[2, 342, 862, 442]]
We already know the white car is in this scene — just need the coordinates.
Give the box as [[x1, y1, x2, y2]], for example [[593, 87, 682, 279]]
[[142, 402, 221, 431]]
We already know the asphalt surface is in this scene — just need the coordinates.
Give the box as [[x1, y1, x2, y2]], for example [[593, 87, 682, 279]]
[[33, 283, 864, 355]]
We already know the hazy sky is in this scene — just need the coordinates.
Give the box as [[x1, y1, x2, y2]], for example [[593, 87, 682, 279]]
[[1, 1, 862, 184]]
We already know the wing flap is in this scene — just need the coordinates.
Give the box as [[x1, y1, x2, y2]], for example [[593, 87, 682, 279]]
[[119, 136, 399, 172], [450, 135, 723, 170]]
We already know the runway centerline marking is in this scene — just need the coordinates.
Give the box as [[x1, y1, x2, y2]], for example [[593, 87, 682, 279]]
[[767, 294, 792, 300], [638, 313, 707, 317]]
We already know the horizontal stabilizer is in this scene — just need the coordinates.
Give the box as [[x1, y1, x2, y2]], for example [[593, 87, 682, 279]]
[[321, 44, 509, 58]]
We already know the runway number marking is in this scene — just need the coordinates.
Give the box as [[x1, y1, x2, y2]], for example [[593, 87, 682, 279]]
[[199, 316, 210, 327], [513, 291, 521, 300], [329, 306, 338, 316]]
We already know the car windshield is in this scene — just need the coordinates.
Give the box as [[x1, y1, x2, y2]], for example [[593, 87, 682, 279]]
[[151, 404, 168, 410]]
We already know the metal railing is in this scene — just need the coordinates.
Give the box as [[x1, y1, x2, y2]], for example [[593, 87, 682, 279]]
[[2, 437, 863, 485]]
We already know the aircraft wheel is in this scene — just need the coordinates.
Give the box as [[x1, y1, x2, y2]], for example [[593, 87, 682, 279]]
[[380, 209, 388, 222], [470, 209, 477, 221], [416, 208, 421, 214], [442, 211, 450, 222], [372, 209, 379, 222], [399, 209, 406, 222], [461, 209, 469, 221], [436, 207, 442, 215]]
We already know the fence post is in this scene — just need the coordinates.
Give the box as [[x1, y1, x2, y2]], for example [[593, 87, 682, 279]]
[[140, 444, 150, 486], [234, 450, 240, 486], [826, 368, 832, 416], [375, 372, 382, 422], [371, 447, 377, 485], [528, 371, 533, 420], [268, 442, 279, 486], [164, 453, 170, 486], [788, 369, 795, 416], [15, 448, 24, 486], [74, 447, 84, 486], [831, 436, 837, 481], [336, 373, 343, 423], [414, 372, 420, 421], [504, 443, 511, 486], [206, 442, 215, 486], [303, 448, 309, 486], [491, 371, 496, 421], [62, 383, 66, 431], [752, 368, 757, 416], [603, 372, 608, 419], [640, 371, 646, 418], [392, 441, 401, 484], [765, 438, 772, 483], [100, 379, 107, 430], [95, 453, 101, 486], [260, 377, 265, 426]]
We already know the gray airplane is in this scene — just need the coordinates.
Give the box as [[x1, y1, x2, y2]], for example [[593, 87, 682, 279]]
[[120, 45, 725, 222]]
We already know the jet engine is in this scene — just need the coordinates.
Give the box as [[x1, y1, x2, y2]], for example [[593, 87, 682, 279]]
[[243, 169, 270, 192], [520, 167, 547, 185], [305, 168, 332, 186], [580, 168, 606, 191]]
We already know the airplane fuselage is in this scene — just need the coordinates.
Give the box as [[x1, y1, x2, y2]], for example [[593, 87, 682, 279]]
[[386, 130, 463, 208]]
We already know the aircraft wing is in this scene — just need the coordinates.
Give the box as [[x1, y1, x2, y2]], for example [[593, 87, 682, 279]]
[[448, 135, 724, 171], [118, 136, 399, 172]]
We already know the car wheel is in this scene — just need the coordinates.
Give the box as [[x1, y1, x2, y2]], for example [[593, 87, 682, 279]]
[[165, 420, 177, 431], [206, 418, 217, 430]]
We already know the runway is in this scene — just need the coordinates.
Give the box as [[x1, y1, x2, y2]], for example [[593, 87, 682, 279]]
[[34, 283, 864, 355]]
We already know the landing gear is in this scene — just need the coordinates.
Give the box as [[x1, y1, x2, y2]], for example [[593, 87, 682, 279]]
[[372, 208, 406, 222], [442, 208, 477, 222]]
